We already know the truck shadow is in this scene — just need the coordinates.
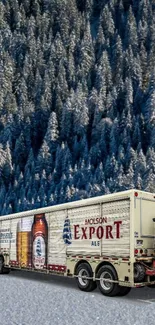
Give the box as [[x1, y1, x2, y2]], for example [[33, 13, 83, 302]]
[[8, 269, 78, 289], [8, 270, 155, 302], [123, 286, 155, 302]]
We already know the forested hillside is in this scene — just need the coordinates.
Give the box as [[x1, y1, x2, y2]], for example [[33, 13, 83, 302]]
[[1, 0, 155, 214]]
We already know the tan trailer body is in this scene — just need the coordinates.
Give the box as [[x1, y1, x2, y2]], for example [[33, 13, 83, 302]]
[[0, 189, 155, 296]]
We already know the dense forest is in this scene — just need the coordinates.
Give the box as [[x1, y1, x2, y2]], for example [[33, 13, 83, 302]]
[[0, 0, 155, 215]]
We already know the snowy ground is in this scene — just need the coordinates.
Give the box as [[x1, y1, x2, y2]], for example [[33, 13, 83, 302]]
[[0, 271, 155, 325]]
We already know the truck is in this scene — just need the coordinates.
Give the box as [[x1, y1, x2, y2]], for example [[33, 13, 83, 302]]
[[0, 189, 155, 297]]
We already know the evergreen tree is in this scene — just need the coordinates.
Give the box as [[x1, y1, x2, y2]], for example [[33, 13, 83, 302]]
[[73, 83, 89, 137], [100, 4, 115, 44], [125, 6, 138, 56], [1, 0, 155, 214]]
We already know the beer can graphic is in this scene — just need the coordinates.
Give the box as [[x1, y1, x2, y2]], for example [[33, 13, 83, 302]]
[[16, 218, 32, 267], [31, 214, 48, 269]]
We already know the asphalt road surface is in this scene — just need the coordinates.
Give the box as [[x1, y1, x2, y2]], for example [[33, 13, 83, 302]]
[[0, 270, 155, 325]]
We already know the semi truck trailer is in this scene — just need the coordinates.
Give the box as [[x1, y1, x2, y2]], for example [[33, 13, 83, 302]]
[[1, 189, 155, 297]]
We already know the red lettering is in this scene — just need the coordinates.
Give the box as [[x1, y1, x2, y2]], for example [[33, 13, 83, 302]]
[[96, 226, 104, 239], [85, 217, 108, 225], [89, 227, 95, 239], [114, 221, 122, 238], [74, 225, 80, 239], [74, 221, 122, 241], [106, 225, 113, 239], [81, 227, 87, 239]]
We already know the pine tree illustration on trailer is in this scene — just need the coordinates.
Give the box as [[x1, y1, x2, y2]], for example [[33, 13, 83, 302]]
[[63, 217, 72, 245]]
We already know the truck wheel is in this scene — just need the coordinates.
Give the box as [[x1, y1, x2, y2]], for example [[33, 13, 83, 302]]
[[147, 284, 155, 288], [97, 265, 120, 297], [134, 263, 145, 282], [76, 263, 97, 292], [117, 286, 131, 296], [0, 257, 4, 274]]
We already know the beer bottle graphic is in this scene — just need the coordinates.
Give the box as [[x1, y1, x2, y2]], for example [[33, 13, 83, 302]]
[[31, 214, 48, 269], [16, 218, 32, 267]]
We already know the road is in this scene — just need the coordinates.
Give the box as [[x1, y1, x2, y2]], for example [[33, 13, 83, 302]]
[[0, 270, 155, 325]]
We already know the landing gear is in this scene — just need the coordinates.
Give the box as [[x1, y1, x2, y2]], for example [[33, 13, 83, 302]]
[[0, 256, 10, 274], [0, 256, 4, 274]]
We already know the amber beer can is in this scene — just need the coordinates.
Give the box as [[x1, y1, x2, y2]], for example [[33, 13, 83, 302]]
[[31, 214, 48, 269], [16, 218, 32, 267]]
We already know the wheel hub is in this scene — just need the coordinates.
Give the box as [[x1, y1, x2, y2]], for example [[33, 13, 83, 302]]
[[100, 271, 113, 291], [78, 269, 89, 286]]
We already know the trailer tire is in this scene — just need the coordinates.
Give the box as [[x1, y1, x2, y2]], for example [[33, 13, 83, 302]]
[[134, 263, 145, 282], [97, 265, 120, 297], [117, 286, 131, 296], [76, 263, 97, 292], [147, 284, 155, 288]]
